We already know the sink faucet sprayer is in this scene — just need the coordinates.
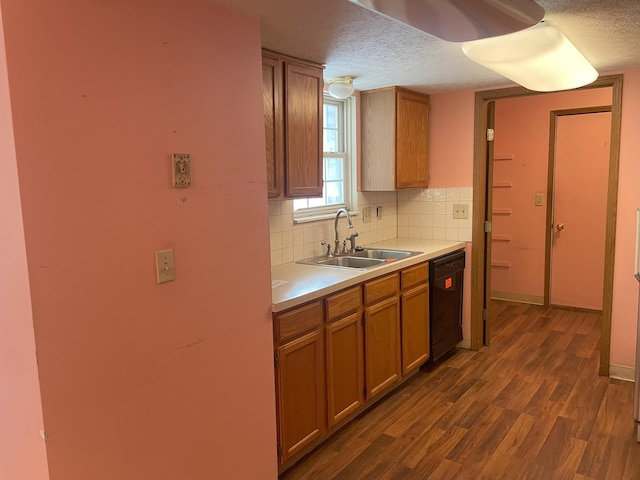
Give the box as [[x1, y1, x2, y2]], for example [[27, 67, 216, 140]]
[[334, 208, 354, 255]]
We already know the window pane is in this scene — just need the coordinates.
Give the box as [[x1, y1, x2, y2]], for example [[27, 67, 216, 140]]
[[325, 157, 343, 181], [324, 104, 338, 129], [293, 96, 350, 220], [324, 129, 338, 152], [325, 181, 344, 205], [293, 198, 308, 211], [308, 196, 325, 208]]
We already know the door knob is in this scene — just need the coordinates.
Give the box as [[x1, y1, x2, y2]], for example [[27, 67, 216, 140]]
[[556, 223, 564, 232]]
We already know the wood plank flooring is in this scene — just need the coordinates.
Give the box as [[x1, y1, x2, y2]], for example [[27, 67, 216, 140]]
[[281, 301, 640, 479]]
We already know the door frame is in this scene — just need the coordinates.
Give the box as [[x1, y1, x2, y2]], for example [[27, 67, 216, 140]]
[[544, 106, 613, 308], [470, 74, 623, 376]]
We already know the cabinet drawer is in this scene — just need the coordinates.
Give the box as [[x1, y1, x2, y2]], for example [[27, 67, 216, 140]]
[[276, 300, 323, 343], [326, 286, 362, 323], [401, 262, 429, 290], [364, 273, 399, 305]]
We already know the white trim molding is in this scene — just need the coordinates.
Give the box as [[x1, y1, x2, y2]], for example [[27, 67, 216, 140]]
[[609, 364, 635, 382]]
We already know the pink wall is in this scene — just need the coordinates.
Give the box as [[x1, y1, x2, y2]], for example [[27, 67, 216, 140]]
[[429, 92, 476, 342], [429, 71, 640, 368], [491, 88, 612, 299], [0, 2, 49, 477], [1, 0, 277, 478], [429, 90, 476, 188], [611, 69, 640, 367]]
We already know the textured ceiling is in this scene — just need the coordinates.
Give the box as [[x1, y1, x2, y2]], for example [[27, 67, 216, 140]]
[[213, 0, 640, 94]]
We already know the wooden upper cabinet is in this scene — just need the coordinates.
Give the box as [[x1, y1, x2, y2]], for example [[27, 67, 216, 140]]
[[361, 87, 430, 191], [262, 50, 324, 199], [262, 56, 284, 198], [396, 90, 430, 188], [285, 62, 323, 197]]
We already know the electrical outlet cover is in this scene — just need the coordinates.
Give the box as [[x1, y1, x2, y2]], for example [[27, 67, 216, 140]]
[[363, 206, 372, 223], [172, 153, 191, 188]]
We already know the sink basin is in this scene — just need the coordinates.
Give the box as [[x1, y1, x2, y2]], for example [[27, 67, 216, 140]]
[[296, 248, 422, 269], [316, 256, 385, 269], [353, 248, 418, 260]]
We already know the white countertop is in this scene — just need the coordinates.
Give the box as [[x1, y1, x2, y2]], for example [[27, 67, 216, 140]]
[[271, 238, 466, 312]]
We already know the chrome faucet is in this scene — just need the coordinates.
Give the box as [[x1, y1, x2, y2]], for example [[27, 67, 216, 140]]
[[334, 208, 353, 255]]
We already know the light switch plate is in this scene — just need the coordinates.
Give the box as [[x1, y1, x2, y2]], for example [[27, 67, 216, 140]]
[[155, 249, 175, 284], [453, 203, 469, 219], [535, 193, 545, 206]]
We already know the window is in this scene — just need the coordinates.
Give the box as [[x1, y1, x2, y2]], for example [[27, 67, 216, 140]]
[[293, 95, 354, 220]]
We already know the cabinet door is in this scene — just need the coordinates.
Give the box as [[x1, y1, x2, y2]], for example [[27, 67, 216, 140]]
[[285, 62, 323, 197], [396, 90, 430, 189], [360, 88, 396, 191], [262, 56, 284, 198], [364, 296, 401, 399], [401, 283, 430, 374], [326, 312, 364, 427], [276, 330, 325, 463]]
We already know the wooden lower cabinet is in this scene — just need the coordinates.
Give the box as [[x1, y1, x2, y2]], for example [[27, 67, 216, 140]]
[[326, 312, 364, 426], [275, 261, 433, 471], [401, 283, 430, 374], [274, 298, 329, 468], [276, 329, 325, 463], [364, 296, 401, 399]]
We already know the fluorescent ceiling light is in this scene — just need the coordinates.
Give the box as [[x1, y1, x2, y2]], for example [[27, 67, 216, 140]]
[[462, 23, 598, 92], [348, 0, 545, 42]]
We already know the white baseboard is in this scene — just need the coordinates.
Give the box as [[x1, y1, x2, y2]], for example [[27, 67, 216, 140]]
[[456, 338, 471, 350], [491, 290, 544, 305], [610, 364, 635, 382]]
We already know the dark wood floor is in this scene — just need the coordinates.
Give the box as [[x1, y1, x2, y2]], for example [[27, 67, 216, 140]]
[[281, 300, 640, 479]]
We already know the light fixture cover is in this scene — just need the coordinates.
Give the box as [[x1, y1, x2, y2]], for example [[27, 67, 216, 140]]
[[462, 24, 598, 92], [348, 0, 545, 42], [328, 77, 355, 99]]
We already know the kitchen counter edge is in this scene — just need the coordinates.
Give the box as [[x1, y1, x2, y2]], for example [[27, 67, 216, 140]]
[[271, 238, 466, 313]]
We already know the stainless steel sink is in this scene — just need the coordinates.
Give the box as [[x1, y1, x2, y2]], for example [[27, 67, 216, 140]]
[[352, 248, 418, 260], [316, 256, 385, 268], [296, 248, 422, 269]]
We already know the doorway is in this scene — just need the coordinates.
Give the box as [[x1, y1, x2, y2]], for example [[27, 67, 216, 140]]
[[470, 75, 623, 376]]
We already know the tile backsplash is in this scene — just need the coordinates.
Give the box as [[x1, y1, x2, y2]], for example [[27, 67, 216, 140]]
[[269, 192, 397, 267], [398, 187, 473, 243], [269, 187, 472, 267]]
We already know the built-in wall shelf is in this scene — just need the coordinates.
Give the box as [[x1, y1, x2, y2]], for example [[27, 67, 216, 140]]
[[492, 208, 512, 215], [491, 260, 511, 269], [493, 181, 513, 188], [494, 155, 513, 162], [492, 235, 512, 242]]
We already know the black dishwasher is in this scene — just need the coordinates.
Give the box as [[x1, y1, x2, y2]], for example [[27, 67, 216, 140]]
[[429, 250, 465, 361]]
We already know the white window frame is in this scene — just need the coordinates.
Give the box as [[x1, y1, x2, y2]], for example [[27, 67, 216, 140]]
[[293, 94, 357, 222]]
